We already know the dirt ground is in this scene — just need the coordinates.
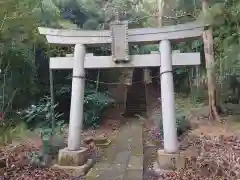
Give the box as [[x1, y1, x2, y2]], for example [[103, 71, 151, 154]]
[[1, 98, 240, 180], [0, 103, 129, 180], [142, 103, 240, 180]]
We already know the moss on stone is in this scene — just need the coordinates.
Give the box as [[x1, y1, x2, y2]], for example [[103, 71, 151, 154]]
[[58, 154, 75, 166]]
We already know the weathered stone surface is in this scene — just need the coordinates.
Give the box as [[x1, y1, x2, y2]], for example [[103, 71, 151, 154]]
[[86, 162, 110, 179], [125, 170, 142, 180], [179, 149, 198, 169], [86, 120, 143, 180], [52, 159, 93, 176], [152, 161, 174, 175], [157, 149, 198, 171], [114, 151, 131, 164], [95, 137, 108, 144], [97, 163, 126, 180], [152, 149, 199, 176], [58, 147, 88, 166], [127, 156, 143, 170], [96, 139, 111, 148], [84, 136, 112, 148], [157, 149, 185, 170]]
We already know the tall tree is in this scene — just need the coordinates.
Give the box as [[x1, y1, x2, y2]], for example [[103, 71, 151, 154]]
[[157, 0, 165, 27], [202, 0, 220, 121], [0, 0, 41, 109]]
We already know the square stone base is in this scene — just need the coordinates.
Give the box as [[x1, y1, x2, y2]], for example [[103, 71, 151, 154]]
[[156, 149, 198, 171], [157, 150, 185, 171], [52, 159, 93, 176], [58, 147, 88, 166]]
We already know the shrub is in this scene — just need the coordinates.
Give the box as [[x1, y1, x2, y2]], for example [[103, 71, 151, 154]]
[[19, 96, 64, 130], [0, 122, 28, 145], [57, 84, 115, 127], [84, 89, 115, 127], [159, 112, 190, 137], [176, 113, 191, 136]]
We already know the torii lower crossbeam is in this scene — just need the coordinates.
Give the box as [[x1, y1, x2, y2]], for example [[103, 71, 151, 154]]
[[49, 53, 200, 69]]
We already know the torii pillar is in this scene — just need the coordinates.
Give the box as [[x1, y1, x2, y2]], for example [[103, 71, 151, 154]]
[[155, 40, 188, 172], [159, 40, 178, 153], [55, 44, 93, 175], [67, 44, 86, 150]]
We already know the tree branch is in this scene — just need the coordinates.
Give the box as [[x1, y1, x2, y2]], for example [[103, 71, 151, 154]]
[[0, 14, 7, 31]]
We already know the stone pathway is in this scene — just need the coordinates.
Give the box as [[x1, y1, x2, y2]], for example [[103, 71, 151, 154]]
[[86, 119, 143, 180]]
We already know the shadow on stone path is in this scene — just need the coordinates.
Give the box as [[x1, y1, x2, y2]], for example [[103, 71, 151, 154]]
[[86, 119, 143, 180]]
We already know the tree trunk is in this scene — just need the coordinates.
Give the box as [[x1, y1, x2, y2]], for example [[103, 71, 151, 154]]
[[202, 0, 220, 121], [157, 0, 165, 27]]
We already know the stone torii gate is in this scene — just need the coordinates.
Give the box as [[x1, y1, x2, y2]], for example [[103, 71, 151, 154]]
[[38, 21, 203, 173]]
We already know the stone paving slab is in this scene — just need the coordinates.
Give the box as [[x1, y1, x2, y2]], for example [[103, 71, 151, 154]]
[[114, 151, 131, 164], [124, 170, 143, 180], [86, 162, 110, 179], [86, 119, 143, 180], [127, 156, 143, 170], [96, 163, 127, 180]]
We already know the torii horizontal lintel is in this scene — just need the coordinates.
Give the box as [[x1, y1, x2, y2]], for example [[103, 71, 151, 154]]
[[49, 53, 200, 69], [38, 21, 204, 45]]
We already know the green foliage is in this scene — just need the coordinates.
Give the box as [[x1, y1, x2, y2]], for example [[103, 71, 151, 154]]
[[0, 122, 28, 145], [57, 83, 115, 127], [0, 0, 62, 114], [26, 122, 66, 167], [190, 0, 240, 79], [83, 18, 99, 29], [18, 96, 66, 166], [84, 86, 115, 127], [191, 87, 207, 103], [27, 151, 44, 167], [19, 96, 64, 129], [176, 113, 191, 136], [1, 48, 36, 109], [3, 0, 240, 145], [39, 121, 66, 150], [27, 150, 50, 168], [52, 0, 156, 29], [173, 0, 240, 97], [159, 112, 190, 137]]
